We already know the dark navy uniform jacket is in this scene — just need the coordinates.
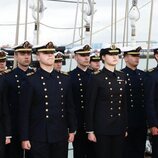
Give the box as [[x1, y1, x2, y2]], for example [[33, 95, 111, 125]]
[[86, 67, 127, 135], [69, 67, 92, 131], [145, 66, 158, 128], [122, 66, 146, 128], [0, 75, 11, 140], [4, 67, 35, 136], [19, 68, 76, 143]]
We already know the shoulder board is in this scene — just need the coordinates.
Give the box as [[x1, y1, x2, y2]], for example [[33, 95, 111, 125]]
[[147, 68, 155, 72], [116, 70, 124, 73], [61, 71, 69, 75], [4, 69, 11, 74], [26, 72, 35, 76], [93, 71, 101, 75]]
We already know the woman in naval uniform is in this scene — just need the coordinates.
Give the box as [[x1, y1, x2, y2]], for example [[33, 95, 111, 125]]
[[86, 45, 127, 158]]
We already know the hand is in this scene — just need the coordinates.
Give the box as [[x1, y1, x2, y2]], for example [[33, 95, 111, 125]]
[[150, 127, 158, 136], [68, 133, 75, 143], [88, 133, 97, 142], [21, 140, 31, 150], [5, 138, 11, 144]]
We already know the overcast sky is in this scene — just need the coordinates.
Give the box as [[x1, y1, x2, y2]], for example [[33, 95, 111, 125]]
[[0, 0, 157, 48]]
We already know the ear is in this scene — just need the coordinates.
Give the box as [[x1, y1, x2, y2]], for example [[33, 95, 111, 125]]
[[155, 54, 158, 61], [124, 55, 128, 62], [36, 54, 40, 61], [74, 54, 78, 61]]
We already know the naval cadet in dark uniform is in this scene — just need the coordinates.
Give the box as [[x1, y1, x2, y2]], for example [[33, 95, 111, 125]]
[[0, 50, 11, 75], [121, 47, 147, 158], [69, 45, 95, 158], [0, 75, 11, 158], [86, 45, 127, 158], [88, 51, 101, 74], [145, 48, 158, 158], [18, 42, 76, 158], [4, 41, 34, 158], [54, 51, 64, 72]]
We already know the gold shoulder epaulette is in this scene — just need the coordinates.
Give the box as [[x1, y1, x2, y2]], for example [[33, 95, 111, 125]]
[[26, 72, 35, 76], [61, 71, 69, 75]]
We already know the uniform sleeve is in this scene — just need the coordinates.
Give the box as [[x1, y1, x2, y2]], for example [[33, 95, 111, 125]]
[[85, 75, 99, 132], [65, 78, 77, 133], [145, 73, 158, 128], [2, 78, 12, 137], [18, 80, 33, 141]]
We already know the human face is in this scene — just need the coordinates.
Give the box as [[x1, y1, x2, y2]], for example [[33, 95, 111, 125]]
[[0, 60, 6, 70], [15, 51, 31, 67], [90, 61, 100, 71], [75, 54, 90, 68], [54, 61, 62, 71], [102, 54, 119, 66], [124, 54, 140, 68], [37, 51, 55, 67]]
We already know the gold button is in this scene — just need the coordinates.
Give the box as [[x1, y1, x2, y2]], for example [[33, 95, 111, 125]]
[[43, 82, 46, 85], [119, 101, 121, 103], [16, 80, 19, 83], [80, 83, 82, 86], [105, 77, 108, 80], [110, 107, 113, 110], [79, 78, 81, 81], [41, 76, 44, 79], [17, 85, 20, 88], [61, 109, 64, 111], [81, 95, 83, 97], [108, 82, 111, 84], [15, 75, 18, 78], [110, 88, 112, 90], [118, 113, 121, 116], [110, 115, 113, 117], [120, 88, 123, 91], [111, 101, 113, 104], [81, 100, 84, 103], [45, 95, 48, 98], [77, 74, 80, 76], [61, 95, 64, 98], [46, 109, 48, 112], [131, 105, 134, 107], [120, 94, 122, 97], [61, 88, 63, 91], [46, 115, 49, 118], [61, 102, 64, 105], [57, 76, 60, 78], [131, 100, 133, 102], [44, 88, 47, 91], [61, 115, 64, 118], [59, 82, 62, 84], [81, 106, 84, 109], [118, 107, 121, 110], [80, 89, 83, 91], [45, 102, 48, 105], [111, 95, 113, 97]]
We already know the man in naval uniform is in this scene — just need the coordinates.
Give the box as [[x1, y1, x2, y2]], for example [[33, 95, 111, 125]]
[[18, 42, 76, 158], [121, 47, 147, 158], [88, 51, 101, 74], [54, 51, 64, 72], [0, 74, 11, 158], [145, 48, 158, 158], [0, 50, 11, 75], [4, 41, 34, 158], [69, 45, 95, 158]]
